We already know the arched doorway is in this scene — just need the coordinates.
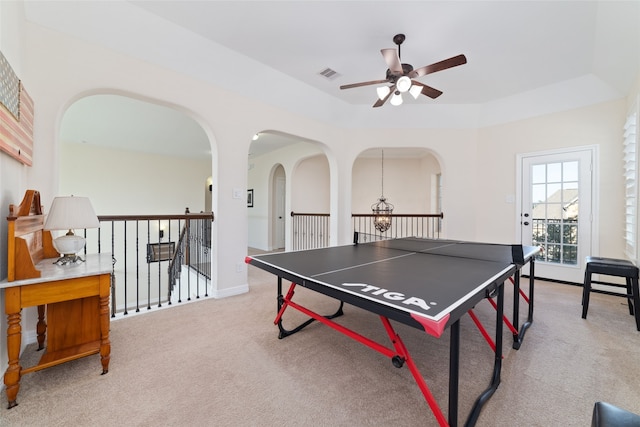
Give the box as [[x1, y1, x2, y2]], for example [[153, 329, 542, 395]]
[[272, 164, 286, 249], [352, 147, 443, 239], [57, 92, 215, 311], [59, 93, 212, 215], [248, 130, 329, 251]]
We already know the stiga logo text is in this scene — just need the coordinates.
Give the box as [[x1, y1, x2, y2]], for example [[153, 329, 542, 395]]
[[341, 283, 433, 312]]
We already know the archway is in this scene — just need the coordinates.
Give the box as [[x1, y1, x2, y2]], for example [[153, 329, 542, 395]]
[[248, 130, 328, 251], [57, 92, 215, 311], [352, 147, 442, 239]]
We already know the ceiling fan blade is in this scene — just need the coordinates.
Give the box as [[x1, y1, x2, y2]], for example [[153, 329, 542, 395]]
[[411, 81, 443, 99], [409, 54, 467, 79], [373, 85, 395, 108], [340, 79, 389, 90], [381, 48, 403, 74]]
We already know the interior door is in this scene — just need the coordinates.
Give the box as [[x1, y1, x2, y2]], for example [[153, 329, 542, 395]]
[[275, 176, 286, 249], [518, 148, 594, 283]]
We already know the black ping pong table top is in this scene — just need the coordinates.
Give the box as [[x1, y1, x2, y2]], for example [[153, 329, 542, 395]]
[[247, 237, 535, 337]]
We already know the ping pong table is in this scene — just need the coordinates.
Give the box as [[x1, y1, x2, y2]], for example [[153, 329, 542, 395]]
[[245, 235, 538, 426]]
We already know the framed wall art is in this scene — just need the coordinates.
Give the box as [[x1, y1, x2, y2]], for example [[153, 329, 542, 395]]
[[0, 50, 34, 166], [247, 189, 254, 207]]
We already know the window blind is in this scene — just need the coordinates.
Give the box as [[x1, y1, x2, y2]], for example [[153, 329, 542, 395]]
[[623, 100, 639, 260]]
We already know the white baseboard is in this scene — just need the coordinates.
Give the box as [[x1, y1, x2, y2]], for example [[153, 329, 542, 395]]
[[211, 283, 249, 298]]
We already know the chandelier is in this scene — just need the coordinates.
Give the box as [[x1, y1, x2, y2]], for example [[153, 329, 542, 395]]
[[371, 149, 394, 232]]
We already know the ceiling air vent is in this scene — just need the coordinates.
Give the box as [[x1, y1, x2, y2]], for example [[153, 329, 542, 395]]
[[318, 67, 340, 80]]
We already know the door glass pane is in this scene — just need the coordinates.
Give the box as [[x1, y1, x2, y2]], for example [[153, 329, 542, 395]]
[[547, 163, 562, 182], [564, 224, 578, 243], [564, 161, 578, 182], [530, 161, 579, 265], [532, 164, 546, 184], [563, 245, 578, 265], [532, 184, 546, 203], [547, 203, 563, 220]]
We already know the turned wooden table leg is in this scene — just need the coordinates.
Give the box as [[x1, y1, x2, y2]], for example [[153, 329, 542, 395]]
[[4, 288, 22, 409], [99, 275, 111, 375], [36, 305, 46, 351]]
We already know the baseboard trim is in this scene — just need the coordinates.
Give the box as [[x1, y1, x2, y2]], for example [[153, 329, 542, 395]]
[[212, 283, 249, 298], [523, 275, 628, 297]]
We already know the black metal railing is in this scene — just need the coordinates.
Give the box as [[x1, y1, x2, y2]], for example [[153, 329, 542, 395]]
[[82, 211, 214, 318], [290, 212, 444, 250], [352, 213, 443, 242], [168, 212, 212, 303], [531, 217, 578, 265]]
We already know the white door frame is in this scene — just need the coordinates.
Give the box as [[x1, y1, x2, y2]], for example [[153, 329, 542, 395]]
[[516, 145, 599, 283], [273, 175, 286, 250]]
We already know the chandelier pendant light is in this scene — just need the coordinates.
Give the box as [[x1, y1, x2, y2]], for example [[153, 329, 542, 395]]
[[371, 149, 394, 233]]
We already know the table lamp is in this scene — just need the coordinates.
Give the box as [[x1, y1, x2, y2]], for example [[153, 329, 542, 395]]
[[43, 195, 100, 265]]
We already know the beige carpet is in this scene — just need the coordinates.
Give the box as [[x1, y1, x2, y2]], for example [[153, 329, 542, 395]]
[[1, 262, 640, 426]]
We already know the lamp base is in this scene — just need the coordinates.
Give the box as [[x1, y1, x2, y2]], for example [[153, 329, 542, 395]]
[[51, 234, 87, 265], [53, 254, 85, 266]]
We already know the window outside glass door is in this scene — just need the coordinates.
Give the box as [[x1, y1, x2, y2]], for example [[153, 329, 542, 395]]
[[531, 161, 579, 265]]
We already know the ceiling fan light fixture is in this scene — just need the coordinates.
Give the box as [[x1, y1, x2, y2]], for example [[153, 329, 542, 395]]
[[340, 34, 466, 108], [396, 76, 412, 93], [376, 86, 391, 100], [409, 85, 422, 99], [390, 92, 403, 106]]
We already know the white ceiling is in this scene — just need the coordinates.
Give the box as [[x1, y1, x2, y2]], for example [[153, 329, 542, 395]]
[[27, 0, 640, 157], [131, 0, 639, 106]]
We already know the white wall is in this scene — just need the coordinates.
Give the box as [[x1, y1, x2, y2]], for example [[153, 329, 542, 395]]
[[476, 99, 625, 250], [292, 155, 330, 213], [352, 153, 440, 214], [59, 142, 211, 215], [0, 0, 38, 376]]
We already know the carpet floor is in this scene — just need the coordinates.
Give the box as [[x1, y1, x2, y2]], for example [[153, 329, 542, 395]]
[[1, 261, 639, 426]]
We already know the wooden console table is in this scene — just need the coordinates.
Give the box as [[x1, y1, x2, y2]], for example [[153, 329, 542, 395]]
[[2, 190, 111, 409], [1, 253, 112, 409]]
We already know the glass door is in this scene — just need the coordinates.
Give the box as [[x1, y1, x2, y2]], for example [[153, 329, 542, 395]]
[[519, 148, 594, 283]]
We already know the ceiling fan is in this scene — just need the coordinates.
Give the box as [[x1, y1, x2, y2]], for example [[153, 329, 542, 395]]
[[340, 34, 467, 108]]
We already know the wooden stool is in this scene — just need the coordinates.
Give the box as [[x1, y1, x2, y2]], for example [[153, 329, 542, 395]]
[[582, 256, 640, 331], [592, 401, 640, 427]]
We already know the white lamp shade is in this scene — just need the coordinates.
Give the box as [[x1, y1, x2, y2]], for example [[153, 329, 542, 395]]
[[409, 85, 422, 99], [396, 76, 412, 93], [390, 92, 403, 106], [44, 196, 100, 231], [376, 86, 391, 100]]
